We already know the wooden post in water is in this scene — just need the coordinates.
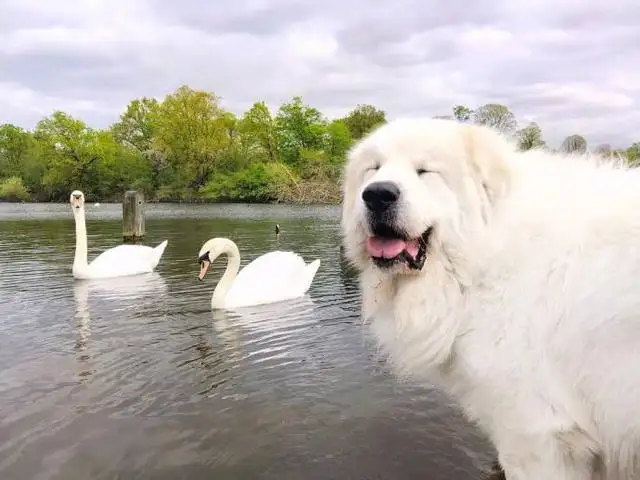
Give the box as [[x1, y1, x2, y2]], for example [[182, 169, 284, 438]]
[[122, 190, 145, 241]]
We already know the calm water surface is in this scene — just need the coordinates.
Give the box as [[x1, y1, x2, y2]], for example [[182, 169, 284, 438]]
[[0, 202, 498, 480]]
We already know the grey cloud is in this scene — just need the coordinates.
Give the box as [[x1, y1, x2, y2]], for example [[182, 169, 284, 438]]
[[553, 2, 640, 29], [0, 53, 129, 94], [0, 4, 56, 32], [341, 27, 463, 68], [148, 0, 323, 35], [0, 0, 638, 149], [335, 2, 500, 57], [539, 27, 639, 63]]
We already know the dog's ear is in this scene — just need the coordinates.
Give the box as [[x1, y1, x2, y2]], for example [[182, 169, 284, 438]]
[[463, 124, 512, 204]]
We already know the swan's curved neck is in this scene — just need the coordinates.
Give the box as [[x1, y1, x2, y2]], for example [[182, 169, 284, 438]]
[[72, 207, 89, 276], [211, 241, 241, 308]]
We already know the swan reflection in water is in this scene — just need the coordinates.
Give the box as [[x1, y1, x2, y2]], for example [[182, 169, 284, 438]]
[[197, 296, 321, 384], [72, 272, 169, 382], [216, 294, 318, 333]]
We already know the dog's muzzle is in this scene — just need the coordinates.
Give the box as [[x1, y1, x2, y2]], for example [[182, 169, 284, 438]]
[[361, 181, 432, 271]]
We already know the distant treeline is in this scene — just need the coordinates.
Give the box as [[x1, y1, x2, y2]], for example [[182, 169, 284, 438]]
[[1, 86, 638, 203]]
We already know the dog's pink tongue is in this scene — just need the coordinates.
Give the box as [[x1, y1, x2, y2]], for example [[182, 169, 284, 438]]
[[366, 237, 406, 258]]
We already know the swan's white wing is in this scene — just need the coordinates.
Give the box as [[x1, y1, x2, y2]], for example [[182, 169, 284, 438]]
[[231, 251, 306, 289], [224, 251, 316, 308], [87, 244, 158, 278]]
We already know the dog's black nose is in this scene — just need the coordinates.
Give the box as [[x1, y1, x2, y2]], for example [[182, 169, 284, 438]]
[[362, 181, 400, 213]]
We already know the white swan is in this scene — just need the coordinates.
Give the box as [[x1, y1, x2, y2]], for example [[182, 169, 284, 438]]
[[197, 237, 320, 309], [70, 190, 168, 280]]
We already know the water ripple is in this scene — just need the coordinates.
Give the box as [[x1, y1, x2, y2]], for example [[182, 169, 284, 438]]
[[0, 203, 498, 479]]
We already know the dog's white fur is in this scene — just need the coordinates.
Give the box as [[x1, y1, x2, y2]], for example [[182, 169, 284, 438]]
[[341, 118, 640, 479]]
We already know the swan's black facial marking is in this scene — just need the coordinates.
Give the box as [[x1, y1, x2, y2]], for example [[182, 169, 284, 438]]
[[198, 251, 211, 264], [198, 251, 212, 281]]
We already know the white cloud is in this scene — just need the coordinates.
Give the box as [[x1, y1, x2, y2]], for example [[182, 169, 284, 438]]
[[0, 0, 637, 148]]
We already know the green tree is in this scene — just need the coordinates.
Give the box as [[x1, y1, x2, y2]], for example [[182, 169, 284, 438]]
[[516, 122, 546, 151], [561, 134, 588, 155], [0, 176, 30, 201], [626, 143, 640, 166], [35, 111, 103, 199], [324, 119, 353, 165], [111, 97, 163, 191], [111, 97, 159, 152], [472, 103, 518, 134], [275, 96, 327, 167], [154, 85, 228, 191], [342, 104, 386, 140], [0, 124, 46, 197], [214, 111, 250, 172], [238, 101, 279, 164], [93, 130, 152, 196], [34, 111, 149, 200], [0, 124, 31, 177], [453, 105, 473, 122], [594, 144, 612, 157]]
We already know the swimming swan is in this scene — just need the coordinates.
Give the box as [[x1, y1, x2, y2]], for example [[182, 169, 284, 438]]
[[70, 190, 168, 279], [197, 237, 320, 309]]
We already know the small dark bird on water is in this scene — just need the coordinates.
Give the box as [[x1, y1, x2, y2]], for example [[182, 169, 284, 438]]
[[275, 224, 280, 235]]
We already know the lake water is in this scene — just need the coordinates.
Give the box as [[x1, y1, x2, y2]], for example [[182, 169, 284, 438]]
[[0, 202, 500, 480]]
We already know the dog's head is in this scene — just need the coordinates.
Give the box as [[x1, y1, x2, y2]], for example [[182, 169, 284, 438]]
[[341, 118, 512, 277]]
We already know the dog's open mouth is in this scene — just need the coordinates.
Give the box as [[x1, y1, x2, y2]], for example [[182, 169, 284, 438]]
[[366, 227, 432, 270]]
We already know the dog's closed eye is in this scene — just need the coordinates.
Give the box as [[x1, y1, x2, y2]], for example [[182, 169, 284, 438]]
[[416, 168, 434, 176]]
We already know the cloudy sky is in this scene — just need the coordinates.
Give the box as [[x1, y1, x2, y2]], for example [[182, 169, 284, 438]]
[[1, 0, 638, 148]]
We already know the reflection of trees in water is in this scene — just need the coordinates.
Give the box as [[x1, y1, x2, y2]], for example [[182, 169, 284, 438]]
[[72, 280, 94, 384], [337, 244, 362, 319], [179, 298, 321, 398], [190, 331, 234, 397], [189, 298, 321, 396], [175, 310, 244, 398], [71, 273, 169, 384], [6, 218, 124, 261], [338, 244, 359, 285]]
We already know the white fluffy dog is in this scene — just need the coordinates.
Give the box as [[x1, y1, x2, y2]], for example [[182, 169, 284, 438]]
[[341, 117, 640, 479]]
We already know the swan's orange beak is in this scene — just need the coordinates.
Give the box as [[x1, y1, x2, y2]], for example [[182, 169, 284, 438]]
[[198, 260, 210, 281]]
